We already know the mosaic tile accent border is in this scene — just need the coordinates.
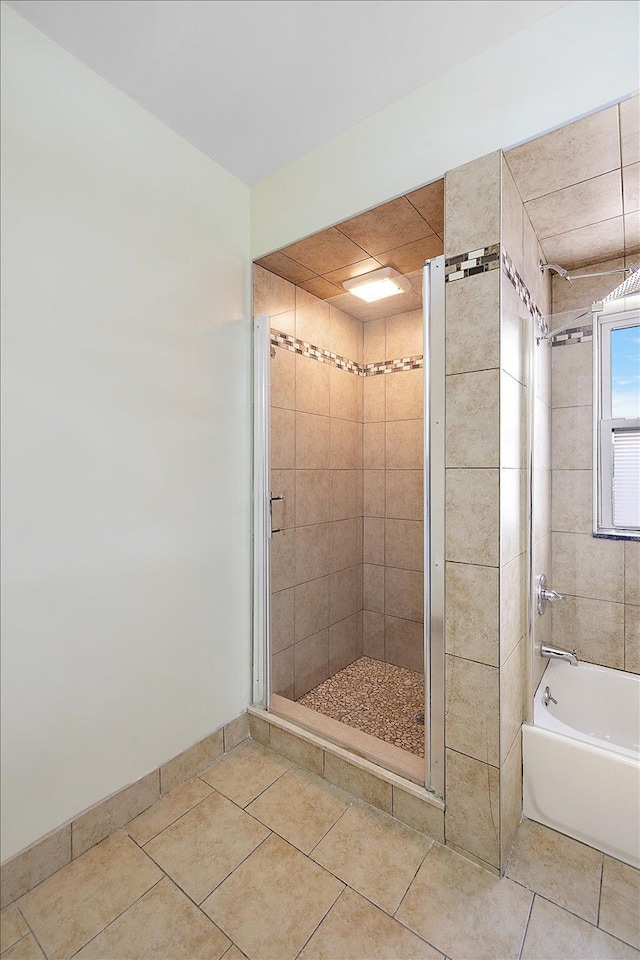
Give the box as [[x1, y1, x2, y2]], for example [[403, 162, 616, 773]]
[[445, 244, 500, 281], [550, 324, 593, 347], [271, 330, 423, 377], [501, 248, 547, 333]]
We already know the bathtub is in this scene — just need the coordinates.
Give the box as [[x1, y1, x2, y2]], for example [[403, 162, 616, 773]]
[[523, 659, 640, 868]]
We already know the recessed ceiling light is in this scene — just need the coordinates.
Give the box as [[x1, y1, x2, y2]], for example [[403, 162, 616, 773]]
[[342, 267, 411, 303]]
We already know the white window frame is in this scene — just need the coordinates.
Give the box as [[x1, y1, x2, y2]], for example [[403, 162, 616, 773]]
[[593, 305, 640, 539]]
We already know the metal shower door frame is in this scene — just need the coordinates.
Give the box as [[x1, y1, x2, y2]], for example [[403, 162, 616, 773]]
[[252, 312, 271, 709], [423, 256, 446, 798]]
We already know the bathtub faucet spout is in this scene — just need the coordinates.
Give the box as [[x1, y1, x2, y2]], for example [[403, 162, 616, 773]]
[[540, 644, 579, 667]]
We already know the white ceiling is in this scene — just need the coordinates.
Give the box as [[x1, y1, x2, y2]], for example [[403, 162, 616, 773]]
[[5, 0, 569, 184]]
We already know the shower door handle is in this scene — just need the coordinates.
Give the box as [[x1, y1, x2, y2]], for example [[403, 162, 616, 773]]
[[270, 494, 284, 535]]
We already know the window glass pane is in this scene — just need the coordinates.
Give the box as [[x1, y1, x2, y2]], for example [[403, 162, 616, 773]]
[[611, 324, 640, 419], [612, 427, 640, 527]]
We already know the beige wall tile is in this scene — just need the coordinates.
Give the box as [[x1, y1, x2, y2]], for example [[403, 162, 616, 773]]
[[500, 733, 522, 868], [329, 306, 360, 361], [329, 613, 361, 675], [386, 470, 423, 520], [552, 595, 624, 669], [385, 616, 423, 673], [311, 801, 431, 915], [323, 757, 392, 813], [295, 470, 330, 527], [445, 151, 501, 254], [271, 407, 295, 470], [446, 468, 499, 566], [363, 376, 385, 421], [223, 713, 250, 753], [552, 470, 592, 535], [552, 531, 624, 602], [272, 646, 295, 699], [446, 270, 500, 375], [625, 542, 640, 605], [445, 656, 499, 766], [552, 342, 593, 409], [625, 604, 640, 674], [500, 640, 525, 763], [505, 106, 620, 202], [599, 855, 640, 949], [502, 156, 524, 273], [270, 309, 296, 338], [248, 713, 270, 746], [363, 610, 385, 659], [543, 217, 624, 271], [446, 562, 499, 666], [329, 565, 362, 625], [253, 264, 295, 317], [363, 564, 384, 614], [295, 523, 330, 584], [0, 826, 71, 910], [364, 517, 385, 565], [271, 347, 296, 410], [385, 519, 423, 571], [364, 421, 385, 469], [551, 255, 626, 313], [385, 310, 423, 359], [522, 895, 636, 960], [19, 834, 161, 959], [269, 726, 324, 777], [501, 468, 526, 565], [271, 470, 295, 529], [363, 470, 385, 517], [295, 413, 329, 469], [160, 729, 224, 795], [201, 834, 342, 960], [386, 419, 423, 469], [72, 771, 159, 858], [522, 212, 549, 321], [363, 318, 386, 364], [386, 369, 423, 421], [330, 418, 362, 469], [446, 370, 500, 468], [392, 788, 444, 842], [624, 210, 640, 250], [500, 552, 526, 665], [444, 749, 500, 868], [295, 288, 330, 348], [506, 819, 603, 924], [270, 528, 295, 592], [620, 95, 640, 168], [330, 470, 362, 521], [125, 777, 213, 847], [501, 373, 526, 470], [527, 169, 622, 240], [330, 517, 362, 574], [294, 629, 329, 699], [329, 366, 360, 421], [500, 274, 528, 389], [296, 354, 330, 416], [398, 844, 532, 959], [295, 576, 330, 642], [385, 567, 423, 622]]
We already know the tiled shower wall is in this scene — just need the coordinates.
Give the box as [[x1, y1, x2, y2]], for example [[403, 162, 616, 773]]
[[255, 265, 364, 701], [550, 258, 640, 675], [442, 152, 550, 873], [362, 312, 425, 674]]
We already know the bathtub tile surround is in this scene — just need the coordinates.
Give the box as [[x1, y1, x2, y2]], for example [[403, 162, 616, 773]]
[[0, 712, 249, 908], [3, 732, 638, 960]]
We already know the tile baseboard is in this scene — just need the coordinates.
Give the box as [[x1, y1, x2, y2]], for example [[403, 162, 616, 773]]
[[0, 711, 249, 909]]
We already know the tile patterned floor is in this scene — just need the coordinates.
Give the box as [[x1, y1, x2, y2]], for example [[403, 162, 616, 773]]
[[1, 737, 639, 960], [299, 657, 425, 756]]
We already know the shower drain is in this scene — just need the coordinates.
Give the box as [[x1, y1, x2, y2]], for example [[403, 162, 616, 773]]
[[414, 712, 425, 725]]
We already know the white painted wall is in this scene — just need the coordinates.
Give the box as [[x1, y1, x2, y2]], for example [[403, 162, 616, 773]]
[[0, 6, 251, 860], [251, 0, 640, 257]]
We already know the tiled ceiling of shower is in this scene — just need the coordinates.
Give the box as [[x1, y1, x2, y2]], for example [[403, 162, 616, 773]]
[[505, 96, 639, 271], [255, 179, 444, 320]]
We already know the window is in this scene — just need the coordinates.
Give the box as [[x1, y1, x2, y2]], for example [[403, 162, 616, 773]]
[[594, 306, 640, 538]]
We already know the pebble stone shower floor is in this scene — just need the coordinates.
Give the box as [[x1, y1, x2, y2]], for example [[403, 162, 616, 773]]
[[298, 656, 425, 757]]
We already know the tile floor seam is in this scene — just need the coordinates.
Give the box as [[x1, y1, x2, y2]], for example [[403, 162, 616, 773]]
[[291, 880, 347, 960], [65, 875, 166, 960], [197, 831, 275, 907], [517, 889, 536, 960], [595, 852, 605, 928], [391, 841, 435, 920], [123, 779, 215, 846], [2, 931, 36, 960], [533, 892, 636, 953], [305, 797, 355, 859], [227, 760, 294, 809]]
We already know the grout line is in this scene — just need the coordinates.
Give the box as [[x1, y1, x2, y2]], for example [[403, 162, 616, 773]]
[[66, 875, 165, 959], [596, 853, 605, 927], [292, 882, 345, 959], [392, 841, 432, 919], [517, 892, 536, 960]]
